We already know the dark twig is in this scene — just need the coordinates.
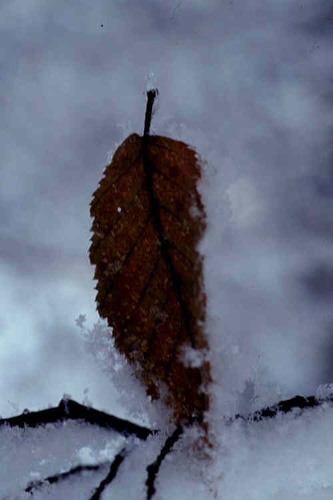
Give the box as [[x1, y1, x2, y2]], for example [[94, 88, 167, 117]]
[[2, 394, 331, 436], [0, 398, 154, 440], [146, 425, 183, 499], [235, 394, 323, 422], [89, 447, 128, 500], [25, 462, 109, 494], [143, 89, 158, 137]]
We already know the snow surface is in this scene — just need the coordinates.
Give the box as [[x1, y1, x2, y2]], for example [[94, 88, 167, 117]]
[[0, 418, 127, 499], [3, 402, 333, 498]]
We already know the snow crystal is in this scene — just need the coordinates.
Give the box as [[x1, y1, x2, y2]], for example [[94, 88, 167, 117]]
[[180, 344, 208, 368], [146, 70, 158, 92], [75, 314, 86, 329], [81, 319, 172, 429], [316, 383, 333, 401]]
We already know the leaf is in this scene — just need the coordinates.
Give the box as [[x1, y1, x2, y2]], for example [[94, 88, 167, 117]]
[[89, 125, 210, 425]]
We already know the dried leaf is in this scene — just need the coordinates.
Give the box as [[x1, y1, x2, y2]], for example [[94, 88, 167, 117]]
[[89, 131, 210, 425]]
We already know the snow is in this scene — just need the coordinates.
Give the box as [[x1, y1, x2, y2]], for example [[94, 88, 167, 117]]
[[0, 419, 127, 499], [180, 344, 208, 369], [316, 384, 333, 402], [146, 71, 158, 92], [3, 402, 333, 498], [81, 319, 173, 430]]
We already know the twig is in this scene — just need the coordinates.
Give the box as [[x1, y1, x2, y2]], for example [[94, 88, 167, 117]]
[[2, 394, 332, 435], [0, 398, 154, 440], [89, 447, 128, 499], [235, 394, 323, 422], [25, 462, 109, 494], [146, 425, 183, 499]]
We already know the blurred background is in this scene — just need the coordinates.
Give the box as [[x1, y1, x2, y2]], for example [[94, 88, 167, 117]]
[[1, 0, 332, 420]]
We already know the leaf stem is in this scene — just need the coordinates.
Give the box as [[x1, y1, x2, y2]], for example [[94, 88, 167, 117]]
[[144, 89, 159, 136]]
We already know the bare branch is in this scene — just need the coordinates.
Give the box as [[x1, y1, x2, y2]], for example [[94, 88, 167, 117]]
[[0, 398, 154, 440]]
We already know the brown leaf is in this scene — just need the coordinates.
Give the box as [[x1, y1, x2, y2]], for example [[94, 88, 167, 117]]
[[89, 132, 210, 425]]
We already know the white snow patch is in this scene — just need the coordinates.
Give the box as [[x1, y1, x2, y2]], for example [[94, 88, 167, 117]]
[[180, 344, 208, 368]]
